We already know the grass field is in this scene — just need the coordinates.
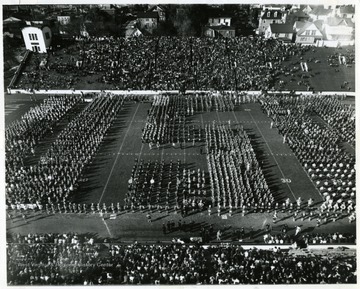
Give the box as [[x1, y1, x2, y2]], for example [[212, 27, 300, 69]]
[[4, 94, 356, 241], [72, 101, 324, 207], [275, 46, 355, 92]]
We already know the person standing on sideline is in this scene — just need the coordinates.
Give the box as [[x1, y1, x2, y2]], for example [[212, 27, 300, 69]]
[[21, 212, 28, 224], [273, 210, 278, 223], [216, 230, 222, 241]]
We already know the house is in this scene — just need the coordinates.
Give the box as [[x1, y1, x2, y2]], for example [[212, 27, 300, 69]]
[[204, 25, 235, 38], [265, 24, 294, 42], [290, 4, 301, 11], [121, 20, 142, 38], [137, 11, 158, 32], [323, 17, 354, 41], [295, 20, 324, 44], [99, 4, 117, 15], [261, 4, 287, 11], [3, 16, 23, 23], [208, 16, 232, 26], [57, 15, 71, 25], [336, 5, 355, 20], [80, 23, 90, 38], [3, 17, 25, 39], [125, 28, 142, 38], [289, 10, 310, 22], [308, 6, 334, 21], [22, 25, 52, 53], [293, 21, 307, 33], [258, 9, 287, 35], [148, 5, 166, 22], [300, 5, 315, 15]]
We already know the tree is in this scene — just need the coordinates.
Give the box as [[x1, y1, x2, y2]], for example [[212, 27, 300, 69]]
[[83, 7, 117, 37]]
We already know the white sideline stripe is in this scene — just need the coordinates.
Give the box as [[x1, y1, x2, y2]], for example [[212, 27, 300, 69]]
[[5, 104, 22, 115], [7, 89, 356, 97], [98, 103, 140, 204], [245, 104, 297, 201], [232, 111, 239, 125]]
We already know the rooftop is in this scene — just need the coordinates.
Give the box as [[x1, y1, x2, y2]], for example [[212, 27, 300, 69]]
[[297, 20, 325, 38], [339, 5, 355, 14], [207, 25, 235, 31], [293, 20, 306, 30], [261, 9, 283, 20], [310, 6, 333, 16], [209, 15, 232, 19], [137, 11, 158, 19], [270, 23, 294, 34], [325, 17, 355, 28], [291, 10, 309, 18]]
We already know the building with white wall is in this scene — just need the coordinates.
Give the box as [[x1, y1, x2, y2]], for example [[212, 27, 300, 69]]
[[208, 16, 232, 26], [57, 15, 71, 25], [22, 26, 52, 53], [258, 9, 287, 35]]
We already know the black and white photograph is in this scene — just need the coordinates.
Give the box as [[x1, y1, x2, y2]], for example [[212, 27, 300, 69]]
[[1, 0, 357, 287]]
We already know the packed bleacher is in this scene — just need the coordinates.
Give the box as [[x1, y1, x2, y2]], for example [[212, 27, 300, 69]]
[[15, 36, 312, 91], [7, 233, 356, 285]]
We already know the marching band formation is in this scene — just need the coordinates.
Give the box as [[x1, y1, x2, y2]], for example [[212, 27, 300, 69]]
[[5, 92, 355, 226]]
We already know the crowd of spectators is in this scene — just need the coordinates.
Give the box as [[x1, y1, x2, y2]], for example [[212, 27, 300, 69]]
[[6, 93, 124, 208], [14, 36, 312, 91], [7, 234, 356, 285]]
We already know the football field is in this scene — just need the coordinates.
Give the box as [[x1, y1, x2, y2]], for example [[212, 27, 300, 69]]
[[5, 94, 356, 241], [73, 101, 324, 207]]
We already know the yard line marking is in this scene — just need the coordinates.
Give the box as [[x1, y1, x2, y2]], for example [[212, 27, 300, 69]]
[[200, 113, 204, 128], [183, 142, 186, 163], [216, 111, 220, 121], [5, 104, 23, 116], [98, 103, 140, 204], [232, 110, 239, 126], [245, 105, 297, 201], [160, 144, 165, 162], [102, 218, 113, 238], [296, 154, 324, 200]]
